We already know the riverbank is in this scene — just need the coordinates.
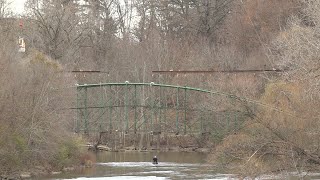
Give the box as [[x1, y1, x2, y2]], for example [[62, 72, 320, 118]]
[[88, 144, 211, 153], [0, 164, 89, 180], [0, 166, 80, 180], [87, 132, 214, 154]]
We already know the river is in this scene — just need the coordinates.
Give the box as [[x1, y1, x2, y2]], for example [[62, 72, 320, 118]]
[[41, 151, 232, 180]]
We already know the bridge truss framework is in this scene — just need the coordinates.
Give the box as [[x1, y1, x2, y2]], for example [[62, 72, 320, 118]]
[[75, 82, 255, 139]]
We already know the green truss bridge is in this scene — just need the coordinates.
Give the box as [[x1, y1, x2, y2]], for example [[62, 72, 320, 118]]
[[75, 82, 256, 139]]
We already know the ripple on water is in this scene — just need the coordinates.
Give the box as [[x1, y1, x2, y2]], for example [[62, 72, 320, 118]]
[[62, 176, 168, 180], [96, 162, 206, 168]]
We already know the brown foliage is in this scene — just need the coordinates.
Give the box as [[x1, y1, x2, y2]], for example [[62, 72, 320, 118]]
[[209, 81, 320, 177], [6, 0, 319, 177], [219, 0, 300, 68], [0, 45, 82, 173]]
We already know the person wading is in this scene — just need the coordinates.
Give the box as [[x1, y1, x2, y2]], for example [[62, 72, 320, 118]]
[[153, 156, 158, 164]]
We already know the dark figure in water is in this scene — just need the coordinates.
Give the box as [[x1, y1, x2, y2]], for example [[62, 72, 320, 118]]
[[153, 156, 158, 164]]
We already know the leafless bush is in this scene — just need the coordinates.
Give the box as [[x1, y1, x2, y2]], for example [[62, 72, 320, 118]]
[[0, 46, 82, 173], [270, 0, 320, 99], [207, 1, 320, 177]]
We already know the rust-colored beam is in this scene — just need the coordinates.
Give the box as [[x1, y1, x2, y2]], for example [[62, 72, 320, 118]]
[[152, 69, 283, 74], [59, 70, 109, 73], [71, 70, 109, 73]]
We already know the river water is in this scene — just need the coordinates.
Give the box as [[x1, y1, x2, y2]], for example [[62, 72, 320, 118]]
[[42, 151, 232, 180]]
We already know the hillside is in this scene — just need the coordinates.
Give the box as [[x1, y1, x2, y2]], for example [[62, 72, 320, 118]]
[[1, 0, 320, 178]]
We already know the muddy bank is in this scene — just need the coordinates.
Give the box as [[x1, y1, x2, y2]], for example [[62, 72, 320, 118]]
[[87, 133, 213, 153], [0, 166, 79, 180]]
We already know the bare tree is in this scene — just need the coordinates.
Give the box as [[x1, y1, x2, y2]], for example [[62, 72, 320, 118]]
[[0, 0, 11, 18], [208, 0, 320, 177], [25, 0, 85, 64]]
